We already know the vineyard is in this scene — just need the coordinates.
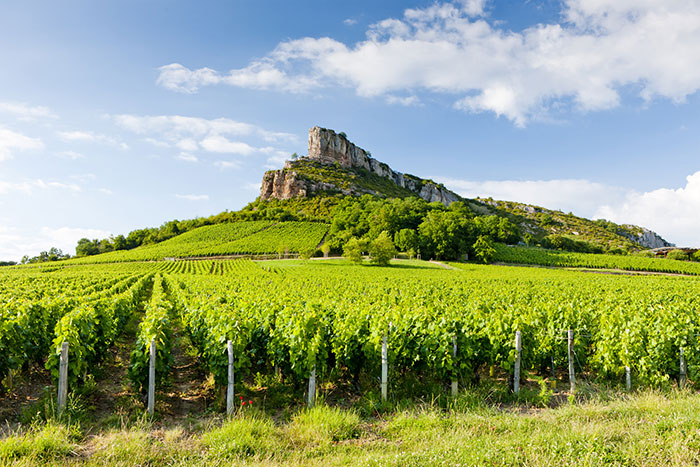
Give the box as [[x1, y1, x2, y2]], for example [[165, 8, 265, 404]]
[[1, 257, 700, 419], [63, 221, 330, 264], [494, 243, 700, 275]]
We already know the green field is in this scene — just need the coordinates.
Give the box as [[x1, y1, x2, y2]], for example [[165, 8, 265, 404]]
[[2, 257, 700, 465], [62, 221, 330, 264], [494, 243, 700, 275]]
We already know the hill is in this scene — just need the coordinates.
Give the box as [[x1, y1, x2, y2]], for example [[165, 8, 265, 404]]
[[257, 126, 670, 253], [44, 125, 674, 266], [65, 221, 329, 264]]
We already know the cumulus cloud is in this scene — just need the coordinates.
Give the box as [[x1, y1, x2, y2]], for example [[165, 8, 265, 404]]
[[0, 226, 111, 261], [0, 102, 56, 121], [157, 0, 700, 125], [596, 171, 700, 247], [175, 194, 209, 201], [438, 177, 628, 215], [438, 171, 700, 246], [385, 95, 422, 106], [0, 127, 44, 160], [0, 179, 81, 194], [56, 130, 129, 149], [177, 152, 198, 162], [57, 150, 85, 160], [214, 160, 240, 170], [112, 114, 297, 161]]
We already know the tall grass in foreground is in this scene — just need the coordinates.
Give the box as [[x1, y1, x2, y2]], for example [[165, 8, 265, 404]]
[[2, 391, 700, 466]]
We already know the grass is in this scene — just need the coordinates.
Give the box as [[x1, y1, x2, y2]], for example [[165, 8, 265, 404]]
[[2, 390, 700, 465]]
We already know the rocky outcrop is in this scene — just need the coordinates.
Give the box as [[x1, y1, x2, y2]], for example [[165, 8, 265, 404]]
[[260, 126, 461, 206], [260, 170, 307, 200], [621, 226, 673, 249]]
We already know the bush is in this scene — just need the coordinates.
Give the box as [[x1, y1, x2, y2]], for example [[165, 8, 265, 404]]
[[369, 231, 396, 266], [667, 249, 689, 261], [343, 237, 368, 264]]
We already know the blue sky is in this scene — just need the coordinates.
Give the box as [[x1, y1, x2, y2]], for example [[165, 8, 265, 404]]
[[2, 0, 700, 260]]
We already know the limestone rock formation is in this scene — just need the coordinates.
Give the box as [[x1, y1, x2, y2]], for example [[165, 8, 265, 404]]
[[260, 126, 461, 206], [622, 226, 674, 249]]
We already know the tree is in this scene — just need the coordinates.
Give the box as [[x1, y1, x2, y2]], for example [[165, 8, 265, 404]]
[[394, 228, 419, 252], [369, 231, 396, 266], [418, 210, 474, 260], [473, 235, 496, 264], [693, 250, 700, 262], [76, 238, 99, 257], [343, 237, 367, 264], [321, 243, 331, 258]]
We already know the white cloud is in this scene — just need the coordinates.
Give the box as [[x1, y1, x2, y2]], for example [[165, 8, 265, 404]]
[[0, 127, 44, 160], [438, 171, 700, 246], [438, 176, 628, 215], [112, 114, 297, 158], [596, 171, 700, 247], [175, 194, 209, 201], [176, 152, 198, 162], [385, 95, 422, 106], [343, 18, 358, 26], [56, 130, 129, 149], [0, 226, 111, 261], [200, 136, 256, 155], [157, 0, 700, 125], [0, 102, 56, 121], [0, 179, 81, 195], [214, 160, 240, 170], [57, 150, 85, 159], [98, 188, 113, 195]]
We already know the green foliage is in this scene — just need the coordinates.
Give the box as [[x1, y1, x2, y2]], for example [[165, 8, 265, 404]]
[[128, 274, 176, 394], [666, 249, 689, 261], [201, 415, 279, 459], [493, 244, 700, 276], [369, 231, 396, 266], [66, 221, 329, 264], [343, 237, 367, 264], [418, 208, 474, 260], [289, 406, 361, 446], [473, 236, 496, 263]]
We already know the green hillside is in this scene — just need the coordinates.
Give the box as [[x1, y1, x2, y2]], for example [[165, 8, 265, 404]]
[[65, 221, 329, 264]]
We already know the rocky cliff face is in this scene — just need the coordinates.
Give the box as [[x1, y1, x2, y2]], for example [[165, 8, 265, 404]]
[[621, 226, 674, 249], [260, 126, 461, 205]]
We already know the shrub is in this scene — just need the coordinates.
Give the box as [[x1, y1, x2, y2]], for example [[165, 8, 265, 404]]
[[343, 237, 368, 264], [369, 231, 396, 266], [667, 249, 689, 261]]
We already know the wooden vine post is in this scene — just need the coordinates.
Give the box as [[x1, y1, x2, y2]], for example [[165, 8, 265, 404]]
[[680, 347, 687, 389], [567, 330, 576, 393], [381, 333, 388, 401], [514, 330, 522, 395], [227, 340, 234, 416], [451, 335, 458, 397], [307, 363, 317, 407], [148, 338, 156, 416], [57, 342, 69, 415]]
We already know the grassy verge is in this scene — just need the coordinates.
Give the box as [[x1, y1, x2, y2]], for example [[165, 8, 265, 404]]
[[2, 390, 700, 466]]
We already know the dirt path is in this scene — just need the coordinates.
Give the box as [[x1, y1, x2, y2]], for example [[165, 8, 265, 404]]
[[429, 260, 458, 270], [157, 330, 212, 426]]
